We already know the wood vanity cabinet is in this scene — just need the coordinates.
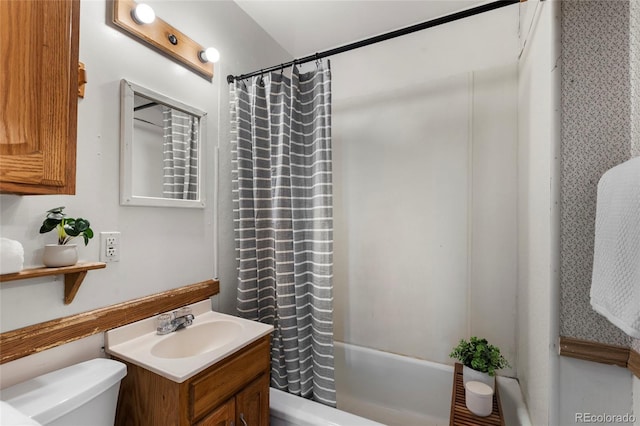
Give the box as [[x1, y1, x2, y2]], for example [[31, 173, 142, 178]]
[[197, 374, 269, 426], [0, 0, 80, 195], [114, 335, 271, 426]]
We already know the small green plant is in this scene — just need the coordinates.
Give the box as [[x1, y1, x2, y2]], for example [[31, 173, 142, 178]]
[[39, 206, 94, 246], [449, 336, 510, 377]]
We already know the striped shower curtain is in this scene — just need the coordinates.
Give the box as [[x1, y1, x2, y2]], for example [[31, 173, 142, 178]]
[[230, 63, 336, 406], [162, 107, 199, 199]]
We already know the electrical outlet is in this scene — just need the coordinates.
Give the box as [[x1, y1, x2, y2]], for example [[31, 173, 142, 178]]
[[100, 232, 120, 262]]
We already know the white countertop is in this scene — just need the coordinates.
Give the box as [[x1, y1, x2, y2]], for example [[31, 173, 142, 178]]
[[105, 300, 273, 383]]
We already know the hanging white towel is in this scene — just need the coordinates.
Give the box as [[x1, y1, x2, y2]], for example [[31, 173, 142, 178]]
[[590, 156, 640, 339]]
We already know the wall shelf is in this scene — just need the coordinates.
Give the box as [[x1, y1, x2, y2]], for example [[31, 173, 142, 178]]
[[0, 262, 106, 304]]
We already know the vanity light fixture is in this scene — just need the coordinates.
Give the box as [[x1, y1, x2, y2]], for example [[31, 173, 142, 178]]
[[130, 3, 155, 24], [198, 47, 220, 64], [112, 0, 214, 80]]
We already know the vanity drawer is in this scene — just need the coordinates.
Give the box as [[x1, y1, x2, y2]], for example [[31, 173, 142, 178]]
[[190, 335, 270, 421]]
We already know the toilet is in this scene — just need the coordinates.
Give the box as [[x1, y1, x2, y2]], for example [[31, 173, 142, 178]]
[[0, 358, 126, 426]]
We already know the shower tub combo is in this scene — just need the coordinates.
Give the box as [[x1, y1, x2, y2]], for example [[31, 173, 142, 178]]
[[270, 341, 531, 426]]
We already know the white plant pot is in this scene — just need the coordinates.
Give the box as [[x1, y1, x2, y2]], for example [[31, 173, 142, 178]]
[[42, 244, 78, 267], [463, 365, 495, 392]]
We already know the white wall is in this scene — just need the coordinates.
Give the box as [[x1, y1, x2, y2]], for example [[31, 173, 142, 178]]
[[331, 4, 520, 372], [516, 1, 561, 425], [634, 376, 640, 426], [0, 0, 289, 388], [559, 357, 634, 426]]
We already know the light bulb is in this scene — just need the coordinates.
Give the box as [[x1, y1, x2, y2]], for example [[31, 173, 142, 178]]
[[199, 47, 220, 63], [131, 3, 155, 25]]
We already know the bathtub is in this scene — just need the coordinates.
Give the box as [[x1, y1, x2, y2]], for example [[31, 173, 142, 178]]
[[270, 341, 531, 426]]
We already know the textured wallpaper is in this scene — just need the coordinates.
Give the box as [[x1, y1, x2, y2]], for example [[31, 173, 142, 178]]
[[631, 0, 639, 158], [560, 0, 632, 346]]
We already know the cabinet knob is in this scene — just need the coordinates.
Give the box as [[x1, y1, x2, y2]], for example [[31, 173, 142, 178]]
[[240, 413, 248, 426]]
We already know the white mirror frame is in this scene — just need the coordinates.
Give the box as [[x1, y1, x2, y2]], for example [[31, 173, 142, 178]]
[[120, 79, 207, 208]]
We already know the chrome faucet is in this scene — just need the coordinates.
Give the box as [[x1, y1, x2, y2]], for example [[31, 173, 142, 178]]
[[156, 307, 194, 335]]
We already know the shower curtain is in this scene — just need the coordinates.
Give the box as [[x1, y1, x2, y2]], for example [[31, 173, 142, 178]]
[[162, 107, 199, 199], [230, 63, 336, 406]]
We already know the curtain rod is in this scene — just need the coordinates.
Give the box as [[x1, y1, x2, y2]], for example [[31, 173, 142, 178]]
[[226, 0, 526, 84]]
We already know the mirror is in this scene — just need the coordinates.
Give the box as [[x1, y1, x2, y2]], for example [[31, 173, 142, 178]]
[[120, 79, 206, 208]]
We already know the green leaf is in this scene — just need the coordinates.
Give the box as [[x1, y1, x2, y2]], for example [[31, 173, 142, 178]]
[[449, 336, 510, 375], [74, 218, 90, 232], [39, 218, 61, 234], [64, 220, 80, 237]]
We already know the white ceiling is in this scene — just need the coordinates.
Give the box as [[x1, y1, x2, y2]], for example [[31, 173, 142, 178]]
[[234, 0, 488, 58]]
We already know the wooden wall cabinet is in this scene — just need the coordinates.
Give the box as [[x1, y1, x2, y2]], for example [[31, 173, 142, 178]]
[[114, 335, 271, 426], [0, 0, 80, 195]]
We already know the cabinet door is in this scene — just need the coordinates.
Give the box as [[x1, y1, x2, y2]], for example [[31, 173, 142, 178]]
[[235, 374, 269, 426], [197, 398, 235, 426], [0, 0, 80, 194]]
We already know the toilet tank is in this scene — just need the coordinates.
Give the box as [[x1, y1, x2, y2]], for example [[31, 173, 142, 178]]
[[0, 358, 126, 426]]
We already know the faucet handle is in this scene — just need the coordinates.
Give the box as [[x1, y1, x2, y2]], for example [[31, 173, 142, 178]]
[[156, 313, 173, 334], [176, 306, 192, 318]]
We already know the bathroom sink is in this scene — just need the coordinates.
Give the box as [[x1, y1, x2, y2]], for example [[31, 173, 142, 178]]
[[105, 300, 273, 383], [150, 320, 242, 359]]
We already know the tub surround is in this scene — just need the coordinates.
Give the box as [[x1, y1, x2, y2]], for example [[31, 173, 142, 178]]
[[516, 2, 562, 423]]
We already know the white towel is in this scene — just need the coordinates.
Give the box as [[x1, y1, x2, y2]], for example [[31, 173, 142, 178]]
[[590, 156, 640, 339], [0, 238, 24, 275]]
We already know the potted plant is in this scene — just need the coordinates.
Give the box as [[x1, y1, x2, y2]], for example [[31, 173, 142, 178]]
[[449, 336, 510, 391], [39, 207, 94, 267]]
